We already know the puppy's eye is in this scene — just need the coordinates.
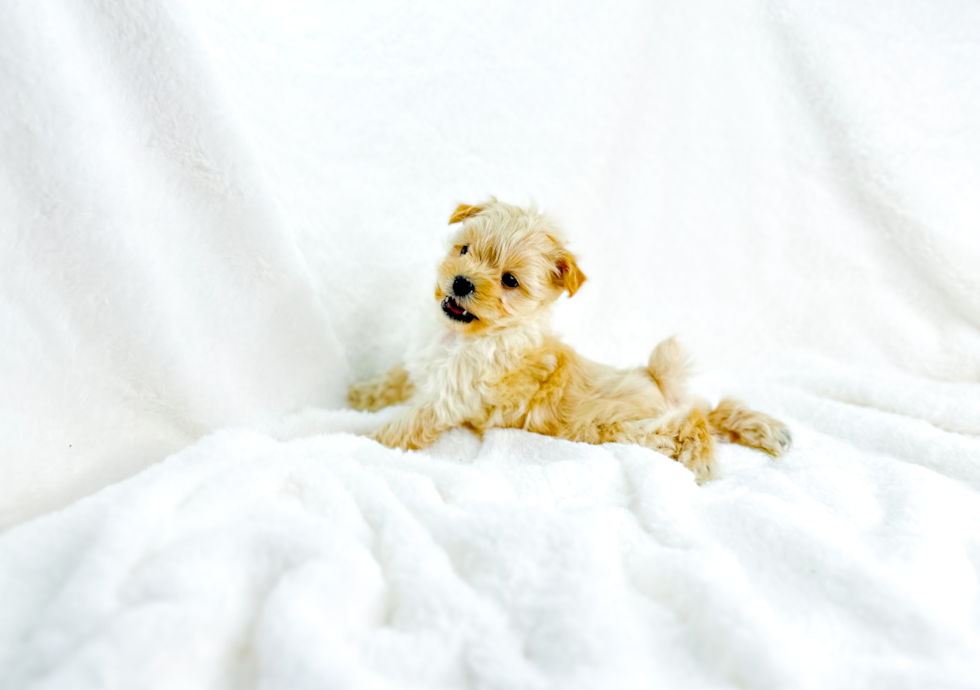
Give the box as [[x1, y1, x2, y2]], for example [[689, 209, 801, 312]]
[[501, 273, 519, 288], [460, 245, 468, 255]]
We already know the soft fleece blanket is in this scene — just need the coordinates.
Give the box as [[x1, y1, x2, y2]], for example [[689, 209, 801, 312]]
[[2, 368, 980, 689], [2, 0, 980, 688]]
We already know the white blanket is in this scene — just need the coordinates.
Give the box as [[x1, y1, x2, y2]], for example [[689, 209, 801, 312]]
[[2, 367, 979, 688], [2, 0, 980, 687]]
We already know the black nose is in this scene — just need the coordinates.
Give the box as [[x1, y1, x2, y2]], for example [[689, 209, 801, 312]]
[[453, 276, 474, 297]]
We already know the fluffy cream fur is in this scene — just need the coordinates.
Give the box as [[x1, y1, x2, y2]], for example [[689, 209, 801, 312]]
[[349, 200, 791, 481]]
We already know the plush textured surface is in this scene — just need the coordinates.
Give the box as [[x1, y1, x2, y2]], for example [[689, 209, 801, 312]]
[[0, 0, 349, 527], [2, 0, 979, 687], [2, 373, 979, 689]]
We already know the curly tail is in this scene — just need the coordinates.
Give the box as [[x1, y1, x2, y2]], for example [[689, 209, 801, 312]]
[[646, 337, 691, 405]]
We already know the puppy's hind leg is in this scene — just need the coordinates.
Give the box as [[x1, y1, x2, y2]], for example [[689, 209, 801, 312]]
[[349, 364, 415, 412], [615, 408, 716, 483], [708, 398, 792, 457], [372, 404, 448, 450], [667, 407, 716, 483]]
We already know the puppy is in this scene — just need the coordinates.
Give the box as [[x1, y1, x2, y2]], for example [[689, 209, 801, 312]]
[[349, 200, 791, 481]]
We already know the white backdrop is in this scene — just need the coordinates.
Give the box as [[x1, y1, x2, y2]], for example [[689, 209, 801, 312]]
[[192, 0, 980, 379], [2, 1, 980, 688]]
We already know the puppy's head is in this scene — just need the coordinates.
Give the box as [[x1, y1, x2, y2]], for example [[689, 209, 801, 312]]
[[435, 199, 586, 335]]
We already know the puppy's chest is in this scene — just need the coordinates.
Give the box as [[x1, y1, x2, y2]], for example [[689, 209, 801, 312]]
[[413, 335, 536, 414], [413, 338, 493, 404]]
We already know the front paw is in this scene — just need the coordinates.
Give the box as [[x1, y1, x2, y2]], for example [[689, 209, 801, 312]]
[[370, 426, 418, 451], [349, 380, 383, 412]]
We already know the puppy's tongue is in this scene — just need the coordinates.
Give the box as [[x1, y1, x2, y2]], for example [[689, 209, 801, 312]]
[[446, 297, 466, 315]]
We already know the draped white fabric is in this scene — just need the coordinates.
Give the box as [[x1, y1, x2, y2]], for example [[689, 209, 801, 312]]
[[0, 0, 349, 528], [2, 1, 979, 688]]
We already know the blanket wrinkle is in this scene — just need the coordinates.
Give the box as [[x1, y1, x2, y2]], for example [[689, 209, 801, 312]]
[[766, 357, 980, 436], [773, 389, 980, 491]]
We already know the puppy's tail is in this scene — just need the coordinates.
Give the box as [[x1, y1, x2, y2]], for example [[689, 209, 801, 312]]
[[646, 337, 691, 405]]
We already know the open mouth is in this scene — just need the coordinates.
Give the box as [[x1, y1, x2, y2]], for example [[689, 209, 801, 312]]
[[442, 296, 478, 323]]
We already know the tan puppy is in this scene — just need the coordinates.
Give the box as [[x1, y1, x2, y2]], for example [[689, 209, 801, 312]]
[[349, 199, 790, 481]]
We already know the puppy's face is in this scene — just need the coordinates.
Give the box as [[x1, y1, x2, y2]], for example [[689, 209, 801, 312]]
[[434, 201, 586, 335]]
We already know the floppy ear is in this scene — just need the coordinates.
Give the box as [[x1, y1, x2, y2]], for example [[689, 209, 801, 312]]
[[555, 250, 587, 297], [449, 204, 484, 224]]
